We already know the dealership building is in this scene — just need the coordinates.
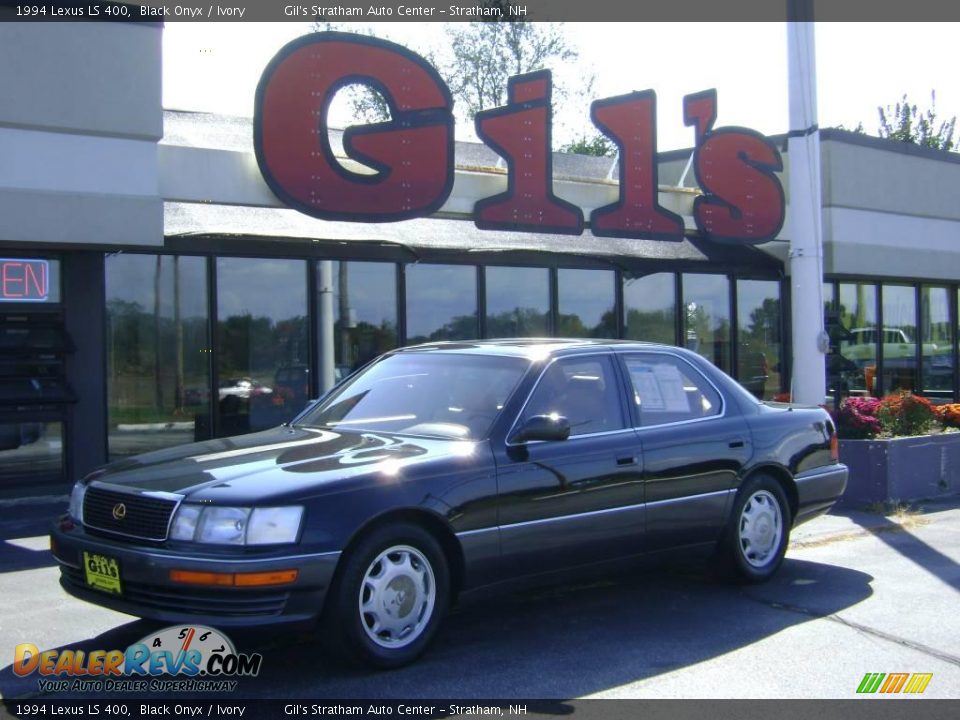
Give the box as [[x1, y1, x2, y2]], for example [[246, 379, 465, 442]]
[[1, 22, 958, 496]]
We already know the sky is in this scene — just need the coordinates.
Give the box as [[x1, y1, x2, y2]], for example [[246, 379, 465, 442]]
[[162, 22, 960, 152]]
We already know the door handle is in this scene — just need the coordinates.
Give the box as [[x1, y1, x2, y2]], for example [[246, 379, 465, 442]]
[[728, 438, 745, 449], [616, 456, 638, 466]]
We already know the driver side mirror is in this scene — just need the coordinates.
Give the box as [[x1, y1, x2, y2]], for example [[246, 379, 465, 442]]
[[509, 414, 571, 444]]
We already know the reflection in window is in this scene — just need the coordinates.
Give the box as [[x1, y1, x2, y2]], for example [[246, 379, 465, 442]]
[[683, 274, 731, 373], [106, 255, 209, 459], [557, 269, 616, 338], [881, 284, 917, 394], [624, 273, 675, 344], [921, 286, 951, 399], [303, 353, 527, 440], [736, 280, 781, 400], [405, 264, 478, 344], [0, 422, 63, 486], [217, 258, 308, 435], [330, 261, 398, 377], [837, 282, 878, 396], [486, 266, 549, 338], [520, 355, 625, 436]]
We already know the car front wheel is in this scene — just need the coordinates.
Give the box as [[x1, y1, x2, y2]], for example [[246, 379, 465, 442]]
[[324, 522, 449, 669], [721, 475, 791, 583]]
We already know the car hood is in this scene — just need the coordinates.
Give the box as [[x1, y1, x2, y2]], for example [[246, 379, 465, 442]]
[[86, 426, 478, 503]]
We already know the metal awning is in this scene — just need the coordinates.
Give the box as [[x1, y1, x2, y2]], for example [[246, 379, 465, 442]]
[[164, 202, 783, 276]]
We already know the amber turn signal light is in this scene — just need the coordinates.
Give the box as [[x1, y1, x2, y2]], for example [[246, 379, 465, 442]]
[[170, 569, 298, 587]]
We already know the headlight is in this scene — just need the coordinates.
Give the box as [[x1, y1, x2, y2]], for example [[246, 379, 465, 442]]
[[247, 507, 304, 545], [169, 504, 202, 541], [68, 483, 86, 523], [169, 504, 303, 545], [196, 507, 250, 545]]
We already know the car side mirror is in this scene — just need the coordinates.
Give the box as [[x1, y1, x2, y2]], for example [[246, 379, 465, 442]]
[[510, 414, 571, 444]]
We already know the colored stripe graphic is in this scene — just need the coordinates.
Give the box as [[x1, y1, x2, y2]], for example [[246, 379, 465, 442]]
[[879, 673, 909, 693], [857, 673, 885, 693], [857, 672, 933, 694], [903, 673, 934, 694]]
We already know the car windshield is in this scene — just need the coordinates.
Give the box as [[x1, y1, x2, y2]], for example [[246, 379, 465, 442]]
[[297, 352, 530, 439]]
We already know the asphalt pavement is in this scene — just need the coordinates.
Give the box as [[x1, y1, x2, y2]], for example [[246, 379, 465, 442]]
[[0, 494, 957, 700]]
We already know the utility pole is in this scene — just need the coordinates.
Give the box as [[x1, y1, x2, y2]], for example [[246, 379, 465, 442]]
[[787, 1, 827, 404]]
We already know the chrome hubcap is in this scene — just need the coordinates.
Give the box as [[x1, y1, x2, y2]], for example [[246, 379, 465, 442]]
[[738, 490, 783, 568], [359, 545, 435, 649]]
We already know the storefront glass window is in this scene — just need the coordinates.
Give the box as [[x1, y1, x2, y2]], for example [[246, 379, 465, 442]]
[[405, 264, 478, 344], [330, 261, 398, 378], [0, 421, 62, 487], [736, 280, 781, 399], [837, 282, 878, 396], [881, 284, 918, 394], [217, 258, 308, 435], [683, 274, 731, 373], [623, 272, 676, 344], [920, 286, 952, 399], [485, 266, 550, 338], [557, 269, 616, 338], [106, 255, 209, 458]]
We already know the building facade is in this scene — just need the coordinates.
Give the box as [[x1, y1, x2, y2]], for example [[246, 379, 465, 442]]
[[1, 22, 957, 496]]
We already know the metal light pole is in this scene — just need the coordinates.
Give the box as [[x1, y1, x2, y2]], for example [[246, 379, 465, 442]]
[[787, 1, 827, 404]]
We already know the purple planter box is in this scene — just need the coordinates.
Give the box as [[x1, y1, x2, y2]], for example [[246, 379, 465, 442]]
[[838, 433, 960, 507]]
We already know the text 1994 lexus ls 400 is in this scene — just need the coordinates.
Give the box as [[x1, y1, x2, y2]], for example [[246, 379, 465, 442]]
[[52, 340, 847, 668]]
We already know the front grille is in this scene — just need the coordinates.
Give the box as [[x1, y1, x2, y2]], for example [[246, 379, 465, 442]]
[[61, 566, 289, 618], [83, 486, 177, 541]]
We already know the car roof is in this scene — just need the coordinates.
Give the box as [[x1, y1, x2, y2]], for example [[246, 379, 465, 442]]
[[393, 338, 671, 359]]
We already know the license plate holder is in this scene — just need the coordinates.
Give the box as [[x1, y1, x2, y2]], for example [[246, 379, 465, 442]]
[[82, 551, 122, 595]]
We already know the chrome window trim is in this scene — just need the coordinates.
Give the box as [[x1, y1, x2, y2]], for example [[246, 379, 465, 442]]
[[455, 488, 736, 537], [617, 349, 729, 430], [83, 481, 184, 542], [505, 351, 629, 447]]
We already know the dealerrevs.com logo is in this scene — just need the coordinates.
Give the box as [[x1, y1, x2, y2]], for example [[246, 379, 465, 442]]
[[13, 625, 262, 693]]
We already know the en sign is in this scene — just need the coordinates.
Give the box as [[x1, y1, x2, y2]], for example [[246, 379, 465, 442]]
[[255, 32, 785, 246], [0, 259, 49, 302]]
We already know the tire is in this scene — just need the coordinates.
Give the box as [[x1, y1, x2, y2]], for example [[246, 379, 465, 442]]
[[323, 522, 450, 669], [719, 475, 792, 583]]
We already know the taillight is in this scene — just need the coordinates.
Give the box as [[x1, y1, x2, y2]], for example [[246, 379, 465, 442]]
[[830, 429, 839, 462]]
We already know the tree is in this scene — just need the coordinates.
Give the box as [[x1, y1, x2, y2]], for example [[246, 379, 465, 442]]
[[877, 92, 955, 151], [314, 10, 594, 146], [560, 134, 617, 157], [442, 13, 586, 123]]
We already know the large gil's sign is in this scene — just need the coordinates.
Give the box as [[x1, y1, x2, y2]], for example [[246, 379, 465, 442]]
[[254, 32, 785, 245]]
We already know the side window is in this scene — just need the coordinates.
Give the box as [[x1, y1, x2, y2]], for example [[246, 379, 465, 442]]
[[623, 353, 722, 427], [519, 356, 626, 437]]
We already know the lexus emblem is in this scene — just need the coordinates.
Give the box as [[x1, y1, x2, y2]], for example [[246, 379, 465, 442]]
[[112, 503, 127, 521]]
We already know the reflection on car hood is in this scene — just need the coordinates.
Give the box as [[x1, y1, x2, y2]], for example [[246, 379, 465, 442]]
[[88, 426, 470, 501]]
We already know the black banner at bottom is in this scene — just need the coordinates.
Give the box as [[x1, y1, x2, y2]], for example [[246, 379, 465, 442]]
[[2, 699, 959, 720]]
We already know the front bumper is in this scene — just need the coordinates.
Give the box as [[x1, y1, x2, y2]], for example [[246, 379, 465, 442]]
[[794, 463, 849, 525], [50, 517, 340, 628]]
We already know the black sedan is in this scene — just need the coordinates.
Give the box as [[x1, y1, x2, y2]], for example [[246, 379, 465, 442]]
[[51, 340, 847, 668]]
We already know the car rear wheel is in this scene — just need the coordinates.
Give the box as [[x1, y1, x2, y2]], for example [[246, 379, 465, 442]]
[[323, 522, 449, 669], [720, 475, 791, 583]]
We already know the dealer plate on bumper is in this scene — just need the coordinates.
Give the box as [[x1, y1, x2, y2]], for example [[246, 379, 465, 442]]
[[83, 551, 122, 595]]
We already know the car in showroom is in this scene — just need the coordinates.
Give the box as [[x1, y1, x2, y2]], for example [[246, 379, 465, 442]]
[[51, 340, 847, 668]]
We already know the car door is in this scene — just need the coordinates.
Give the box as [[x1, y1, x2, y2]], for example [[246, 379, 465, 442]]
[[618, 351, 750, 552], [492, 353, 646, 578]]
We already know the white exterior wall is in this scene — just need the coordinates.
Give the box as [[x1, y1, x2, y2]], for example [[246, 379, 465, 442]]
[[0, 23, 164, 248]]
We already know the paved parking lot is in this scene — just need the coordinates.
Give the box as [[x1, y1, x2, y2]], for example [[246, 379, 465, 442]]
[[0, 496, 957, 700]]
